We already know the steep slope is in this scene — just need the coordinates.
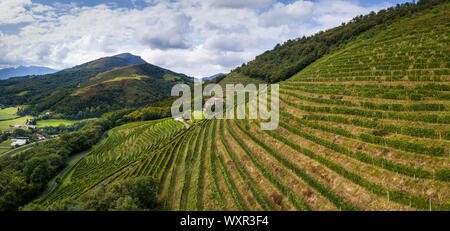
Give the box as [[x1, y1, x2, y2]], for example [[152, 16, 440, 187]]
[[0, 66, 57, 80], [0, 53, 192, 118], [51, 63, 192, 118], [63, 53, 146, 74], [232, 0, 447, 83], [0, 53, 147, 107]]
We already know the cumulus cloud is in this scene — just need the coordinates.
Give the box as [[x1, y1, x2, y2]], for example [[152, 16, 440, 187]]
[[311, 0, 386, 29], [259, 1, 314, 27], [205, 35, 245, 52], [0, 0, 396, 77], [139, 12, 192, 50], [209, 0, 274, 9], [0, 0, 33, 24]]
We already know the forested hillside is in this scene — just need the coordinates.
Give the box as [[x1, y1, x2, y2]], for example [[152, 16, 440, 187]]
[[0, 53, 192, 119]]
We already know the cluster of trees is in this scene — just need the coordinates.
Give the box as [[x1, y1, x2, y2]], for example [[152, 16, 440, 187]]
[[124, 106, 171, 122], [233, 0, 447, 82], [23, 177, 158, 211]]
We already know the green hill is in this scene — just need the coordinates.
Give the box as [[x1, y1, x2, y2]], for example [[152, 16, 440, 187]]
[[232, 0, 447, 83], [0, 53, 192, 119]]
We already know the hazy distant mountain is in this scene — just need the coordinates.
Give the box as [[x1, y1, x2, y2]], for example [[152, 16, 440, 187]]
[[202, 73, 226, 81], [0, 66, 57, 79]]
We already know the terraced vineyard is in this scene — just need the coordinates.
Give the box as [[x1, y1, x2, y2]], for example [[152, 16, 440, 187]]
[[39, 2, 449, 211], [41, 118, 185, 205], [273, 4, 450, 210]]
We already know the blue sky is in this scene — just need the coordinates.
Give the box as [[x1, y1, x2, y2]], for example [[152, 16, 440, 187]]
[[0, 0, 413, 77]]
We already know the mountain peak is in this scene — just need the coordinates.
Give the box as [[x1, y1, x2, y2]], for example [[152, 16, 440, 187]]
[[111, 53, 146, 65]]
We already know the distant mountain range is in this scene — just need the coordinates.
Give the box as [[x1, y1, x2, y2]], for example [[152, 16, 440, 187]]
[[202, 73, 226, 81], [0, 66, 57, 80], [0, 53, 192, 119]]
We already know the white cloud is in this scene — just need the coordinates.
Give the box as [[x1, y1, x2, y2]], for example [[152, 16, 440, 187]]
[[0, 0, 33, 24], [312, 0, 391, 29], [259, 1, 314, 27], [0, 0, 396, 77], [209, 0, 274, 9], [138, 12, 193, 50]]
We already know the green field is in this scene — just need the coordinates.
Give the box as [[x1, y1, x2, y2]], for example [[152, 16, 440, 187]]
[[0, 116, 33, 131], [102, 74, 148, 83], [0, 107, 19, 120], [36, 119, 81, 128], [163, 74, 181, 81], [0, 140, 12, 155]]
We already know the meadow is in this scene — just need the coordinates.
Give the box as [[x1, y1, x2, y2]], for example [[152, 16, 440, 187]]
[[0, 116, 34, 131], [0, 140, 12, 155], [0, 107, 19, 121], [36, 119, 81, 128]]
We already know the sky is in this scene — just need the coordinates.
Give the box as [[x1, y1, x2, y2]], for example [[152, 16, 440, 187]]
[[0, 0, 413, 78]]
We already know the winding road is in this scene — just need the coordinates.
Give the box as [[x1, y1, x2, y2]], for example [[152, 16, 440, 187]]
[[46, 134, 108, 195]]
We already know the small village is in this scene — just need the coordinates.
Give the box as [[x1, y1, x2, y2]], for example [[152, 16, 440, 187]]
[[7, 120, 47, 148]]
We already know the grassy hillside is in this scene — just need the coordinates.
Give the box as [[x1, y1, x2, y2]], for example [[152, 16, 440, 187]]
[[0, 107, 19, 120], [0, 53, 192, 119], [47, 63, 192, 119]]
